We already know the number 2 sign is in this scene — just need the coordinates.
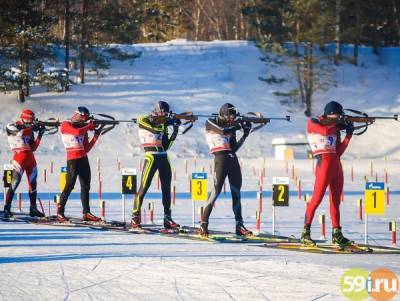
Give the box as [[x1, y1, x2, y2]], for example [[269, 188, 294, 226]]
[[272, 177, 289, 207]]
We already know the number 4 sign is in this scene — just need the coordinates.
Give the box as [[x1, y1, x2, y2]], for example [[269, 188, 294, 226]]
[[365, 182, 385, 215]]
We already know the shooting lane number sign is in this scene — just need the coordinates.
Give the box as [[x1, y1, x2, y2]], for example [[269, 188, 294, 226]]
[[3, 164, 13, 188], [191, 173, 208, 201], [122, 168, 137, 195], [272, 177, 289, 207], [365, 182, 385, 215]]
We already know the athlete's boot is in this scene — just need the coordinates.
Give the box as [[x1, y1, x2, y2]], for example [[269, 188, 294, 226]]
[[130, 213, 142, 229], [236, 221, 253, 237], [83, 212, 101, 222], [332, 227, 353, 248], [56, 205, 69, 223], [300, 224, 316, 246], [164, 215, 180, 230], [3, 204, 12, 219], [29, 206, 45, 218], [198, 222, 209, 237]]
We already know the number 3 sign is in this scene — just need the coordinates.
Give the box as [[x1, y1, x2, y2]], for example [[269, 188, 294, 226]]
[[191, 173, 208, 201]]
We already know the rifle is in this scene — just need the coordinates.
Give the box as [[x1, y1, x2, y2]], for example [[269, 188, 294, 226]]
[[33, 118, 61, 135], [237, 112, 290, 132], [322, 109, 398, 135], [88, 113, 137, 135]]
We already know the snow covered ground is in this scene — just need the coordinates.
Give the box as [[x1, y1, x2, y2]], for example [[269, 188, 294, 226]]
[[0, 40, 399, 300]]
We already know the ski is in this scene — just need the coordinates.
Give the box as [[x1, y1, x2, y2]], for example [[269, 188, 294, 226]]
[[260, 242, 400, 254]]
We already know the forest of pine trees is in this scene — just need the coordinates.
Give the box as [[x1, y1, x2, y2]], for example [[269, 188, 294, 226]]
[[0, 0, 399, 112]]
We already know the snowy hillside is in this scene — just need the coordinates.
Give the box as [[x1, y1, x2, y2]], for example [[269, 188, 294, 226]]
[[0, 40, 399, 163]]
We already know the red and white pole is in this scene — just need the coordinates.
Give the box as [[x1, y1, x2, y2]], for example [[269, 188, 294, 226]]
[[358, 198, 363, 221], [386, 186, 390, 206], [389, 220, 397, 246], [172, 185, 176, 206], [351, 166, 354, 182], [256, 210, 261, 232], [319, 214, 326, 240], [149, 202, 154, 224], [101, 201, 105, 220], [50, 161, 54, 174], [257, 191, 263, 213], [18, 192, 22, 212], [297, 179, 302, 200]]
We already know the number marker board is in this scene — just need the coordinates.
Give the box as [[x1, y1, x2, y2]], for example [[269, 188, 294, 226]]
[[122, 168, 137, 195], [191, 173, 208, 201], [272, 177, 289, 207], [365, 182, 385, 215], [3, 164, 13, 188]]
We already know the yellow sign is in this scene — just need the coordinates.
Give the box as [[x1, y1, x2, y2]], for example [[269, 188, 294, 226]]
[[191, 173, 207, 201], [365, 182, 385, 215], [60, 166, 67, 192]]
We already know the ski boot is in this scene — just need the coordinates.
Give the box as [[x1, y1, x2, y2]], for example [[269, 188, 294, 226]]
[[300, 224, 316, 246], [198, 222, 209, 238], [29, 206, 45, 218], [130, 213, 142, 229], [236, 222, 253, 237], [164, 215, 180, 230], [56, 206, 69, 223], [83, 212, 101, 222], [3, 205, 13, 219], [332, 227, 354, 249]]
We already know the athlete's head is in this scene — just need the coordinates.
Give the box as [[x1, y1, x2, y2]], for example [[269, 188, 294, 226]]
[[151, 101, 170, 124], [20, 109, 35, 125], [72, 106, 91, 122], [323, 101, 344, 117], [218, 103, 237, 125]]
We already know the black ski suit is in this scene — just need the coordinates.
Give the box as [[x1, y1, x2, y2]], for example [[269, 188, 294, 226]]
[[202, 117, 249, 223]]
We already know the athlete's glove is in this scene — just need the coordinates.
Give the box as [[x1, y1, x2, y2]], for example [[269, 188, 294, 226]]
[[242, 121, 252, 136], [94, 124, 105, 136], [345, 121, 354, 135], [38, 125, 45, 137], [87, 120, 96, 130]]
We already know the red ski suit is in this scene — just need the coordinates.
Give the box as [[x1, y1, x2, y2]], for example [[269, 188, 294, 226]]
[[6, 121, 42, 192], [305, 116, 352, 227]]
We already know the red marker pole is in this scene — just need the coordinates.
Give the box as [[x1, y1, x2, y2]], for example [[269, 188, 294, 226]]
[[50, 161, 54, 174], [370, 161, 373, 177], [319, 214, 326, 240], [358, 199, 363, 221], [38, 198, 45, 216], [375, 172, 378, 182], [390, 221, 397, 246], [256, 210, 261, 232], [257, 191, 263, 213], [385, 169, 388, 184], [44, 168, 47, 183], [185, 159, 188, 175], [386, 187, 390, 206], [101, 200, 105, 220], [48, 199, 51, 216], [157, 173, 160, 191], [297, 179, 302, 200], [148, 202, 154, 224], [173, 167, 176, 182], [172, 185, 176, 206], [18, 193, 22, 212], [350, 166, 354, 182]]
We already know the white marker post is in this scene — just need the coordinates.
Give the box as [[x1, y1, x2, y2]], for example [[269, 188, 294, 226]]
[[364, 182, 385, 246], [121, 168, 137, 224], [272, 177, 290, 236]]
